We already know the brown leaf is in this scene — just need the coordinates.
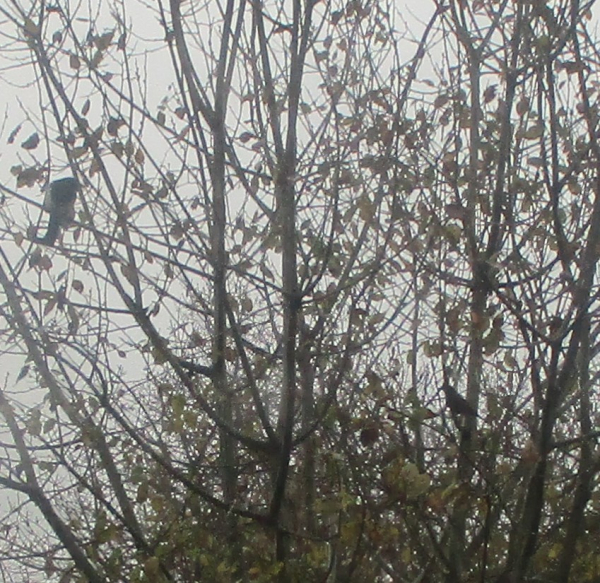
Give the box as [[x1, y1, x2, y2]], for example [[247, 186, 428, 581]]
[[445, 203, 467, 220], [44, 297, 58, 317], [360, 426, 379, 447], [120, 263, 137, 286], [90, 50, 104, 69], [94, 30, 114, 51], [7, 123, 22, 144], [107, 117, 124, 136], [23, 18, 40, 36], [71, 146, 88, 159], [21, 133, 40, 150], [483, 84, 497, 103], [110, 141, 124, 158], [16, 365, 30, 382], [170, 221, 185, 240], [521, 440, 540, 465]]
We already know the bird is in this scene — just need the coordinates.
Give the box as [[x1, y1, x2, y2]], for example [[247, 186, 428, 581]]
[[35, 177, 78, 246], [441, 382, 478, 417]]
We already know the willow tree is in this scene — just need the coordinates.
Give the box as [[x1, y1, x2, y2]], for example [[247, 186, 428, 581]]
[[1, 1, 600, 582]]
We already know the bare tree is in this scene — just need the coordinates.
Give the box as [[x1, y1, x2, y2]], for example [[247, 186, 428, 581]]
[[1, 1, 600, 582]]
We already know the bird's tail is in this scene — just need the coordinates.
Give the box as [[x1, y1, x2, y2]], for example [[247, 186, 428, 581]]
[[35, 213, 60, 246]]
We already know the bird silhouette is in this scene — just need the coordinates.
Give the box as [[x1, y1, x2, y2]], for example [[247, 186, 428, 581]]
[[441, 382, 478, 417], [36, 177, 78, 246]]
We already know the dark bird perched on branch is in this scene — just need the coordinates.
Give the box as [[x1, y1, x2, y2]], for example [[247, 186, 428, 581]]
[[35, 177, 78, 246], [441, 382, 478, 417]]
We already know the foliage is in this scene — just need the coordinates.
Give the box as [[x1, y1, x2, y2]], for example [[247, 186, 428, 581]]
[[0, 1, 600, 582]]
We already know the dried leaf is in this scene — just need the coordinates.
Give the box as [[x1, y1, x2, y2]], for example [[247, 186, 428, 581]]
[[16, 365, 30, 382], [94, 30, 114, 51], [69, 53, 80, 70], [21, 133, 39, 150]]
